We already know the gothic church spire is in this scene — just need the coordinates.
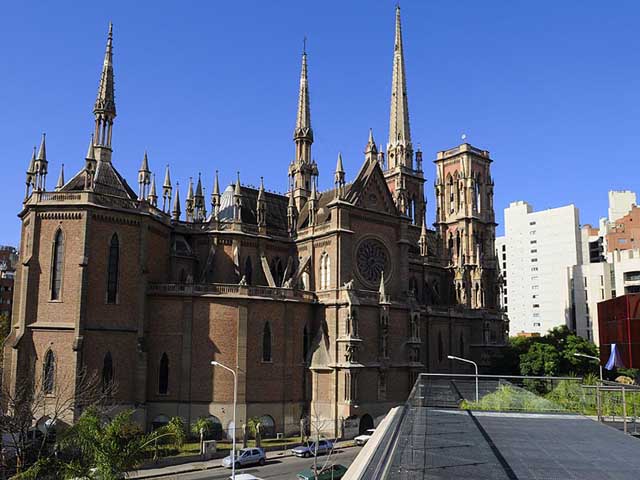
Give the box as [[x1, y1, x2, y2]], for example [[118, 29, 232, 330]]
[[387, 6, 413, 170], [93, 23, 116, 161]]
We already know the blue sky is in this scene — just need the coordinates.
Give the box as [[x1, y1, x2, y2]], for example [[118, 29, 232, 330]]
[[1, 1, 639, 246]]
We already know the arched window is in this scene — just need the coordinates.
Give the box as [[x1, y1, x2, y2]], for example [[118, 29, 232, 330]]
[[320, 253, 331, 290], [270, 258, 284, 287], [262, 322, 272, 362], [303, 325, 310, 362], [107, 234, 119, 303], [43, 349, 55, 394], [159, 353, 169, 394], [102, 352, 113, 392], [244, 256, 253, 285], [51, 229, 64, 300]]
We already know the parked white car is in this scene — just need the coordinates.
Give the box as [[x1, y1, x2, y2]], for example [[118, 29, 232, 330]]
[[354, 428, 375, 446], [221, 447, 266, 468]]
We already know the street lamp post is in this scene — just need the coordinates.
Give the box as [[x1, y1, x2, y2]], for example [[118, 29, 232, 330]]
[[211, 360, 237, 480], [573, 352, 603, 382], [448, 355, 479, 403]]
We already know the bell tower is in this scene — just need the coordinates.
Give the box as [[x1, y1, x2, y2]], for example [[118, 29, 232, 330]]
[[434, 143, 498, 309]]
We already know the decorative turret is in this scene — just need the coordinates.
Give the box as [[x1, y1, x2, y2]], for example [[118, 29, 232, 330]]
[[308, 180, 318, 227], [55, 164, 65, 191], [34, 133, 48, 191], [287, 191, 297, 234], [377, 144, 385, 169], [194, 173, 206, 221], [93, 23, 116, 163], [379, 270, 389, 304], [256, 176, 267, 229], [211, 170, 221, 220], [334, 152, 345, 198], [162, 165, 172, 212], [419, 217, 428, 256], [137, 151, 151, 200], [24, 147, 36, 200], [415, 147, 423, 172], [148, 173, 158, 207], [172, 182, 181, 221], [365, 129, 378, 164], [185, 177, 195, 222], [233, 172, 243, 222], [84, 134, 97, 190]]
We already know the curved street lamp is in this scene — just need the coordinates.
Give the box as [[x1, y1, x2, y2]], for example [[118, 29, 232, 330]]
[[448, 355, 479, 403], [211, 360, 238, 480]]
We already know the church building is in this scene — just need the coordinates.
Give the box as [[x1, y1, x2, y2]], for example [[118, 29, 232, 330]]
[[3, 7, 507, 437]]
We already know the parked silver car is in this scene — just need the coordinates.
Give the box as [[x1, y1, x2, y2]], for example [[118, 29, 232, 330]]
[[291, 439, 334, 458], [221, 448, 267, 468]]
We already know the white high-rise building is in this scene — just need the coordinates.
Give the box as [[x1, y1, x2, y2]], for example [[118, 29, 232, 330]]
[[497, 201, 581, 336], [608, 190, 637, 223]]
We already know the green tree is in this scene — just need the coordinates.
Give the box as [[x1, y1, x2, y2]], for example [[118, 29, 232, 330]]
[[163, 416, 186, 450], [559, 334, 599, 376], [520, 343, 560, 377], [191, 416, 216, 453], [57, 408, 171, 480]]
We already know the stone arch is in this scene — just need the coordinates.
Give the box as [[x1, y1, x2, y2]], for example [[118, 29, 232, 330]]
[[102, 351, 113, 392], [259, 414, 276, 438], [262, 321, 272, 362], [359, 413, 374, 435], [43, 349, 55, 394], [159, 353, 169, 394], [244, 256, 253, 285], [152, 414, 170, 430]]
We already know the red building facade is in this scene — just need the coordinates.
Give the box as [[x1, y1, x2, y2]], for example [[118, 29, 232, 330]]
[[598, 294, 640, 369]]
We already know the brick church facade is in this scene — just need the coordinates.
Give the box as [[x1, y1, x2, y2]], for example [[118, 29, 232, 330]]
[[3, 8, 507, 437]]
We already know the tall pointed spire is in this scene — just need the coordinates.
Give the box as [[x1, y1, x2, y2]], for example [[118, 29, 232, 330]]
[[290, 44, 318, 212], [294, 45, 313, 143], [93, 23, 116, 160], [387, 6, 413, 170]]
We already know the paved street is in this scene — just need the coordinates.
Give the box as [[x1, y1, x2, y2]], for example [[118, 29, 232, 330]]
[[153, 447, 360, 479]]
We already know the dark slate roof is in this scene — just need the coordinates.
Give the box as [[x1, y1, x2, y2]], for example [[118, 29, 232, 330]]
[[218, 184, 289, 231], [62, 160, 137, 201]]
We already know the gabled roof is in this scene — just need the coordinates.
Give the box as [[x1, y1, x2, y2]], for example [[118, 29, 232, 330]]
[[345, 159, 398, 215]]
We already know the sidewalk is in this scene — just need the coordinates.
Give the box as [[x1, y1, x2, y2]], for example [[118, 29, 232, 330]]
[[127, 441, 355, 479]]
